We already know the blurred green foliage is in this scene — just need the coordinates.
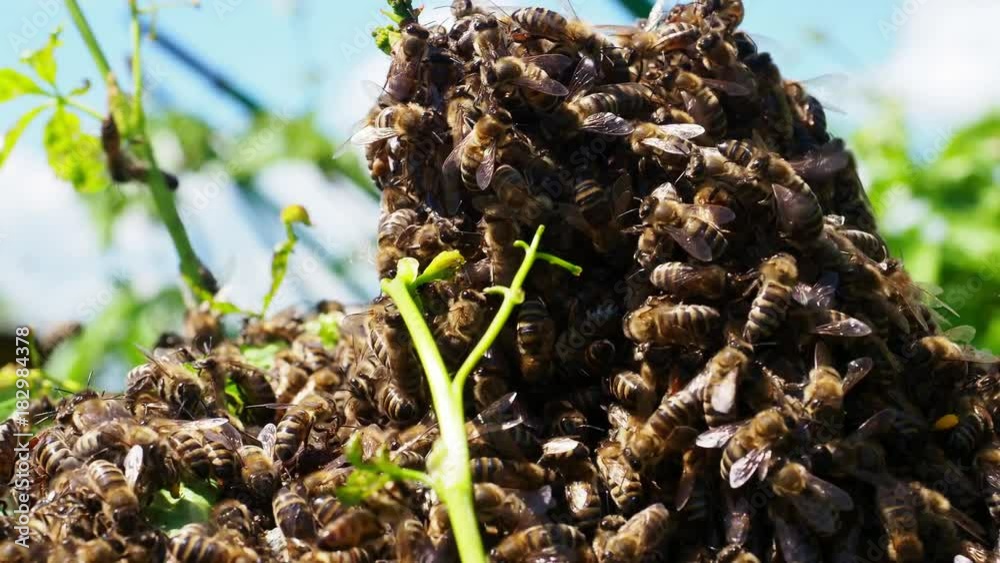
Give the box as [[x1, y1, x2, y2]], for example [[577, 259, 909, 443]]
[[854, 103, 1000, 352]]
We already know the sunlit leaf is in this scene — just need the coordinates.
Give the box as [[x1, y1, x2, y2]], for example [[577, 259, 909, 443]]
[[414, 250, 465, 287], [303, 312, 343, 349], [240, 342, 288, 370], [0, 68, 45, 103], [43, 106, 109, 193], [0, 105, 47, 167], [146, 482, 217, 531], [21, 28, 61, 86], [261, 206, 311, 317]]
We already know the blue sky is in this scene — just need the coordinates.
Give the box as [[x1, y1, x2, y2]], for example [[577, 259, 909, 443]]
[[1, 0, 995, 328]]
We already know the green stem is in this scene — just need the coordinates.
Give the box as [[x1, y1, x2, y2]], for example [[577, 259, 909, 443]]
[[380, 276, 486, 563], [127, 1, 212, 292], [450, 226, 547, 400], [62, 97, 104, 121], [65, 0, 213, 293]]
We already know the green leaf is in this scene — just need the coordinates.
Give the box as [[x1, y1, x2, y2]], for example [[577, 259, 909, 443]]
[[336, 469, 390, 506], [0, 69, 45, 103], [240, 342, 288, 370], [43, 106, 109, 193], [0, 104, 47, 167], [146, 482, 217, 531], [21, 28, 61, 86], [261, 207, 311, 317], [68, 79, 91, 97], [414, 250, 465, 287], [303, 312, 344, 349]]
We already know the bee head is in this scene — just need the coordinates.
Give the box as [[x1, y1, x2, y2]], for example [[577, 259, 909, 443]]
[[472, 14, 498, 32], [696, 31, 721, 54]]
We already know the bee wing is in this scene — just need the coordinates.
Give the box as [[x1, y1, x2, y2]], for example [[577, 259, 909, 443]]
[[443, 131, 474, 174], [842, 357, 873, 393], [772, 509, 822, 563], [772, 183, 817, 231], [124, 444, 143, 489], [523, 54, 574, 77], [729, 447, 770, 488], [944, 505, 987, 543], [687, 203, 736, 226], [581, 112, 634, 136], [258, 423, 277, 459], [701, 78, 752, 97], [476, 143, 498, 191], [567, 56, 598, 99], [805, 473, 854, 511], [792, 278, 837, 309], [710, 368, 740, 414], [799, 73, 851, 114], [656, 123, 706, 140], [641, 136, 690, 156], [943, 325, 977, 344], [350, 126, 399, 146], [813, 315, 872, 338], [786, 494, 839, 537], [662, 225, 713, 262], [723, 489, 751, 545], [916, 282, 961, 317], [675, 457, 698, 510], [511, 75, 569, 97], [182, 417, 231, 431], [695, 423, 741, 449], [788, 143, 850, 182]]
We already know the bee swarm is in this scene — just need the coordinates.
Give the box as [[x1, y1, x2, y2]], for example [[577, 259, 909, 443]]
[[5, 1, 1000, 562]]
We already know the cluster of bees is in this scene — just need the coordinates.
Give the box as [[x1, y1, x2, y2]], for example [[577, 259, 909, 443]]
[[4, 0, 1000, 561]]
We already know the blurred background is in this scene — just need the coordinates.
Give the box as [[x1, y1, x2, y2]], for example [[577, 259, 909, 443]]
[[1, 0, 998, 388]]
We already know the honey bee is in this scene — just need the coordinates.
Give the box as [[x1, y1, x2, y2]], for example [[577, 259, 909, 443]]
[[609, 369, 656, 416], [470, 457, 557, 489], [169, 525, 259, 563], [444, 106, 514, 191], [743, 253, 798, 345], [715, 544, 761, 563], [471, 346, 512, 412], [510, 5, 629, 82], [516, 298, 557, 383], [473, 164, 552, 226], [197, 357, 276, 424], [436, 288, 489, 358], [649, 262, 732, 300], [373, 377, 421, 424], [803, 343, 872, 435], [628, 122, 705, 173], [490, 523, 593, 563], [88, 448, 142, 533], [385, 22, 430, 102], [697, 407, 792, 488], [348, 102, 436, 155], [238, 423, 279, 501], [564, 173, 632, 253], [397, 518, 437, 563], [701, 0, 745, 30], [769, 502, 823, 563], [748, 150, 824, 240], [637, 182, 735, 262], [875, 480, 924, 563], [273, 485, 317, 541], [597, 440, 644, 514], [317, 507, 383, 551], [623, 296, 721, 349], [483, 54, 571, 102], [770, 462, 854, 537], [596, 21, 700, 68], [600, 503, 674, 563], [275, 392, 334, 463], [624, 371, 706, 471], [974, 442, 1000, 527], [33, 428, 81, 479], [300, 542, 386, 563], [57, 390, 131, 432], [936, 395, 994, 457], [212, 498, 257, 539], [701, 346, 750, 427], [102, 116, 180, 190], [470, 13, 507, 64], [657, 69, 751, 141], [368, 305, 423, 401]]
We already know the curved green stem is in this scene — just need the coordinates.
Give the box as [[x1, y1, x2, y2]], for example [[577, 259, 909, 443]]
[[65, 0, 214, 294], [380, 274, 486, 563], [449, 226, 548, 400], [62, 97, 104, 121]]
